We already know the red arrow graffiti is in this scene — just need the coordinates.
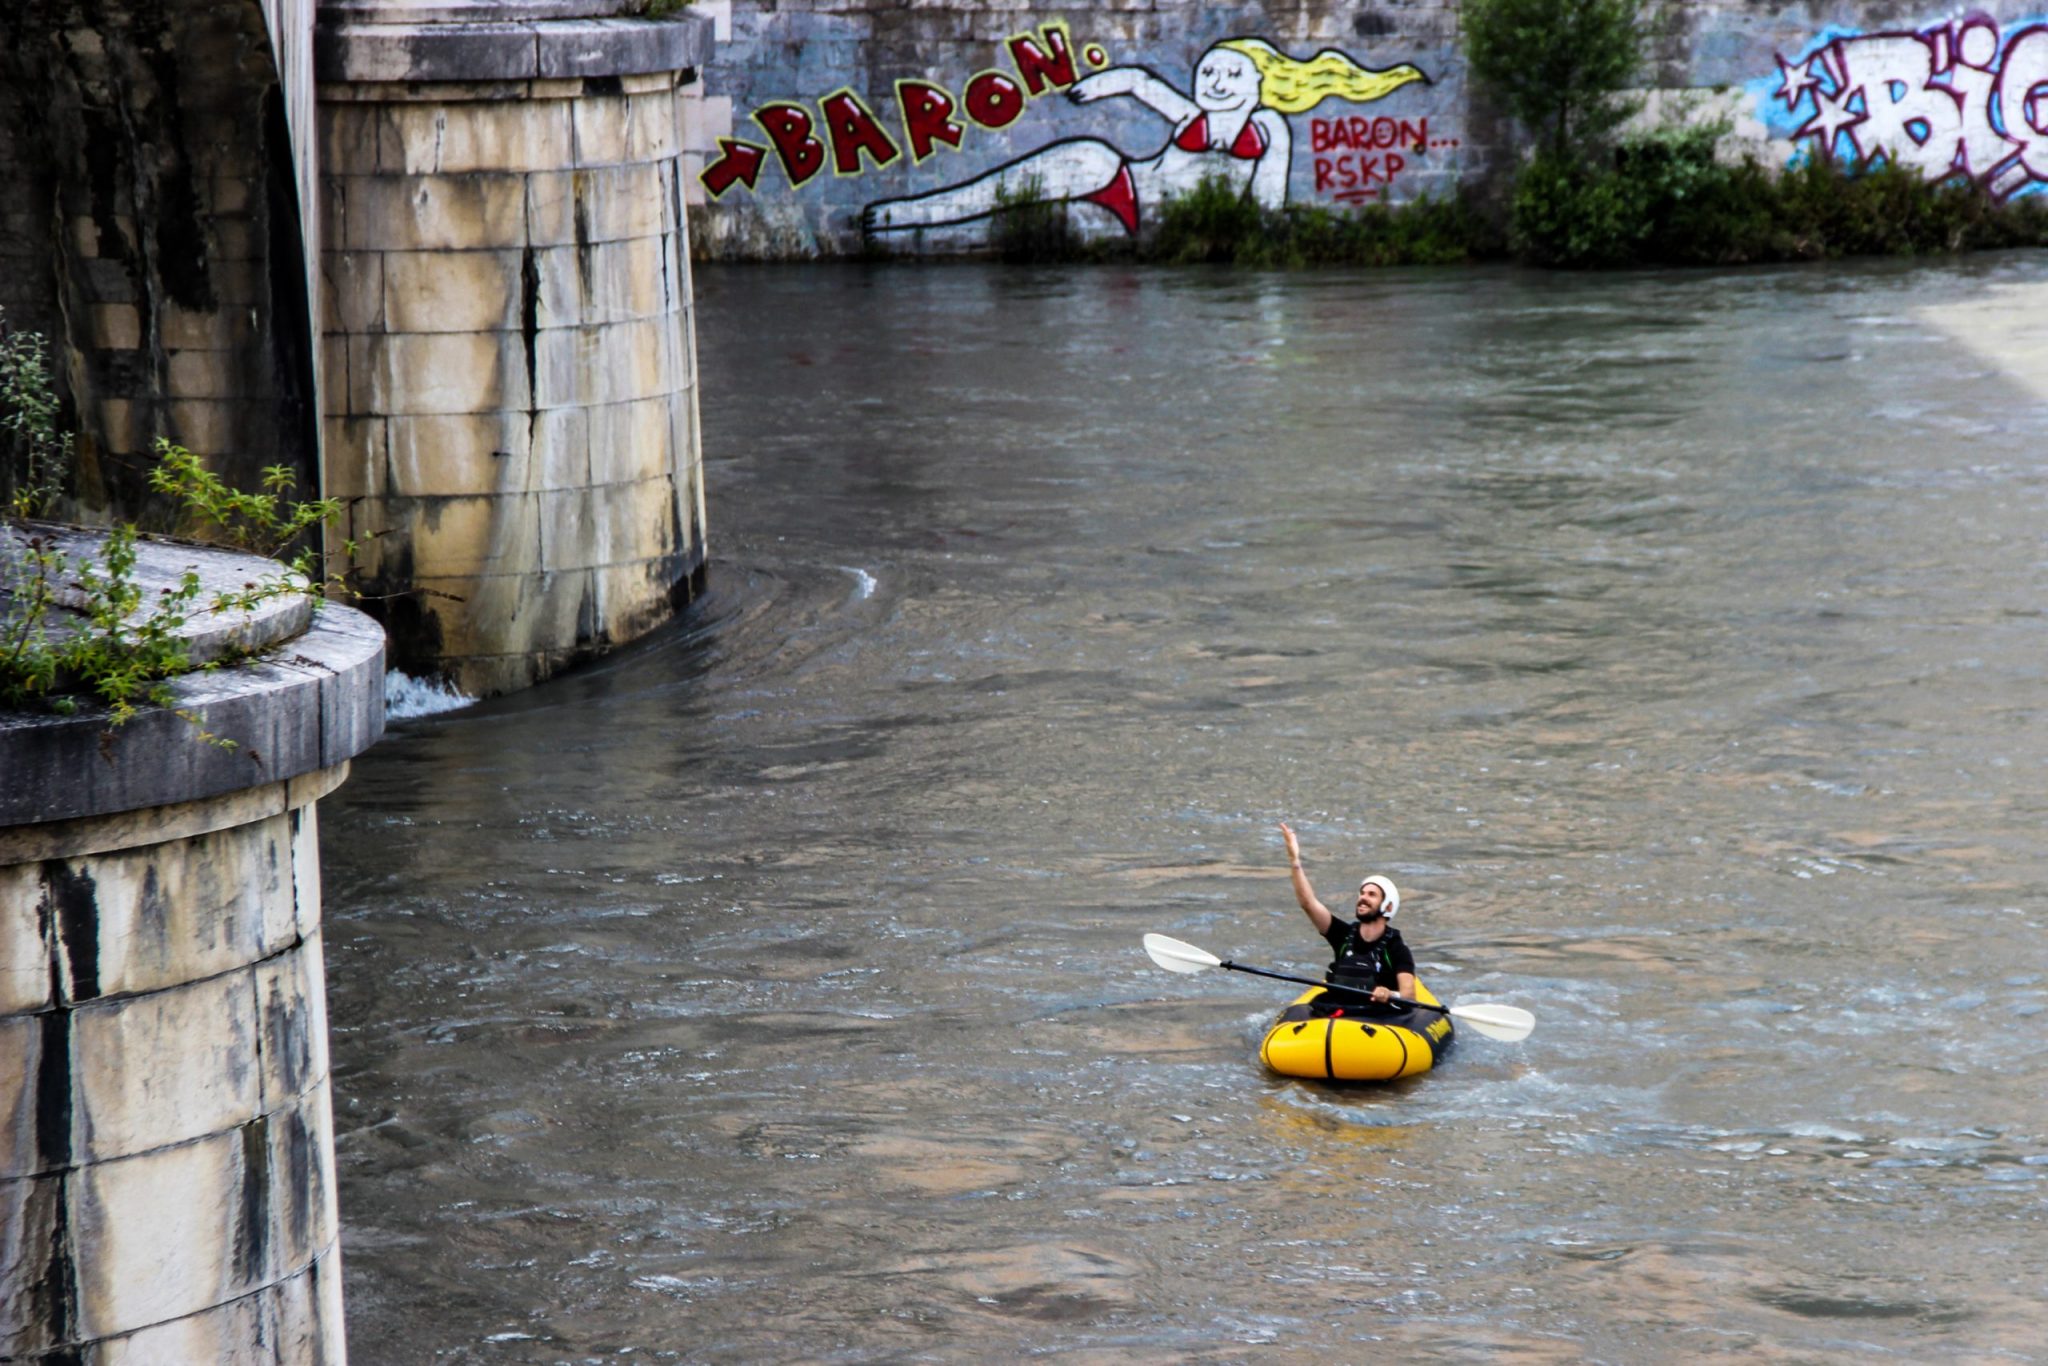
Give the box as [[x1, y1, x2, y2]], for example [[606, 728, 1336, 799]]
[[700, 139, 769, 199]]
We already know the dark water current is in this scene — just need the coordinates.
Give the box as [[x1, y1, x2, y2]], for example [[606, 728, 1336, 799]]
[[323, 257, 2048, 1362]]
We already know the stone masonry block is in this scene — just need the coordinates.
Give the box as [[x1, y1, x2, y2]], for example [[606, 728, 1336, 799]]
[[526, 162, 672, 247], [348, 331, 531, 416], [90, 303, 142, 351], [387, 410, 534, 497], [591, 555, 690, 644], [586, 395, 677, 489], [161, 302, 254, 353], [163, 398, 237, 455], [0, 1175, 64, 1354], [0, 865, 51, 1016], [539, 476, 679, 574], [95, 1257, 345, 1366], [536, 235, 673, 329], [383, 248, 526, 334], [571, 89, 680, 169], [71, 1089, 335, 1341], [0, 1015, 39, 1178], [536, 17, 710, 81], [290, 806, 322, 944], [351, 491, 542, 583], [428, 568, 552, 662], [317, 21, 540, 85], [70, 967, 261, 1165], [254, 936, 330, 1108], [672, 394, 705, 551], [75, 811, 294, 1001], [167, 349, 240, 401], [321, 250, 386, 335], [531, 406, 592, 492], [319, 101, 383, 188], [534, 318, 672, 410], [382, 98, 574, 176], [321, 415, 388, 501], [336, 172, 527, 253], [97, 401, 142, 458], [320, 334, 351, 419]]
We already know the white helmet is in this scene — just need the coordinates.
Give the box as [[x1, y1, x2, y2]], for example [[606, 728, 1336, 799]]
[[1361, 875, 1400, 918]]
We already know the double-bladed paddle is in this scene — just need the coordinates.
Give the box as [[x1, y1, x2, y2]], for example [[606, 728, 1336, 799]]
[[1141, 932, 1535, 1043]]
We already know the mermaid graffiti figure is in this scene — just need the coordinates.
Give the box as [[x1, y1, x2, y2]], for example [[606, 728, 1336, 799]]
[[861, 38, 1427, 239]]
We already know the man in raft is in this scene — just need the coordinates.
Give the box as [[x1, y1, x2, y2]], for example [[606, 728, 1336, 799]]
[[1277, 822, 1415, 1009]]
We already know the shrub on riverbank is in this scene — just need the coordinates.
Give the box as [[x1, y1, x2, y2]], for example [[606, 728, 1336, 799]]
[[1514, 126, 2048, 266], [1112, 152, 2048, 272], [1145, 176, 1505, 267]]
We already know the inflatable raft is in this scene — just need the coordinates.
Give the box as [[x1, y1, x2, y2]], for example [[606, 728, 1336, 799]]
[[1259, 980, 1454, 1081]]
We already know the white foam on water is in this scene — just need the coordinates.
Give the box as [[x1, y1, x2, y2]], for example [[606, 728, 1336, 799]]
[[840, 565, 877, 601], [384, 669, 476, 720]]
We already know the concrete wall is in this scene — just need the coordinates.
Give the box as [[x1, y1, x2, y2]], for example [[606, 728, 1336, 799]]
[[1, 533, 385, 1364], [316, 5, 715, 696], [681, 0, 2048, 258]]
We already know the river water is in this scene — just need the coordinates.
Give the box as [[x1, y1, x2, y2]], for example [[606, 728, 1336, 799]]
[[322, 256, 2048, 1362]]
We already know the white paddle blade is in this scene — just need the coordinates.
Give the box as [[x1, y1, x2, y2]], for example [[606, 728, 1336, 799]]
[[1143, 933, 1223, 975], [1447, 1002, 1535, 1043]]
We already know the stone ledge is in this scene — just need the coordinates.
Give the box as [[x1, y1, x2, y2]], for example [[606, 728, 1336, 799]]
[[3, 523, 312, 668], [317, 11, 711, 84], [0, 535, 386, 829]]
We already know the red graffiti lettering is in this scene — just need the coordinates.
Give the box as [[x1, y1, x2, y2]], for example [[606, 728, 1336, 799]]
[[699, 139, 768, 199], [820, 90, 901, 175], [897, 80, 965, 161], [1314, 146, 1424, 203], [1312, 116, 1432, 153], [1008, 26, 1078, 96], [964, 71, 1027, 129], [755, 103, 825, 186]]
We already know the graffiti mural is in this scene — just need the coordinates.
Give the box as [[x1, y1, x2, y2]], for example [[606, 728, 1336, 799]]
[[862, 38, 1426, 238], [1760, 16, 2048, 197], [700, 25, 1096, 199], [698, 22, 1440, 248]]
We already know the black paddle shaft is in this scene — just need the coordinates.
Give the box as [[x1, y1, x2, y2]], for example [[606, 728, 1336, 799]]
[[1217, 958, 1448, 1015]]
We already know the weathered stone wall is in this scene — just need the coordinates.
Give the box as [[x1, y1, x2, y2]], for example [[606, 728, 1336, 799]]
[[317, 4, 715, 696], [1, 533, 384, 1364], [681, 0, 2048, 257], [1, 778, 349, 1363], [0, 1, 324, 521]]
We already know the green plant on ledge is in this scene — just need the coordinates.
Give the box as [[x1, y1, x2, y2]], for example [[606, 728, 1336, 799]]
[[2, 308, 72, 520], [4, 313, 352, 735]]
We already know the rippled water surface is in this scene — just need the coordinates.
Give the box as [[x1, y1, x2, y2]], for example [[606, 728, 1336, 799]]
[[324, 257, 2048, 1362]]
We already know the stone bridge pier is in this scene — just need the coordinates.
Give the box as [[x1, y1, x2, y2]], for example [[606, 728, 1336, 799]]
[[2, 534, 385, 1363], [317, 1, 714, 697]]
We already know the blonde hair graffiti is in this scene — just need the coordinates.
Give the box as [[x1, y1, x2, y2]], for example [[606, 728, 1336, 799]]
[[862, 34, 1432, 245], [1215, 37, 1427, 114]]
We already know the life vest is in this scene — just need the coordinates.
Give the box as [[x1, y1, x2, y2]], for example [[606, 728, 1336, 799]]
[[1327, 924, 1400, 989]]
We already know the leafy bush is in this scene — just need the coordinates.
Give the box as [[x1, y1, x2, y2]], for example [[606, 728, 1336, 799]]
[[1510, 128, 2048, 267], [1146, 175, 1503, 267], [1150, 176, 1278, 264]]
